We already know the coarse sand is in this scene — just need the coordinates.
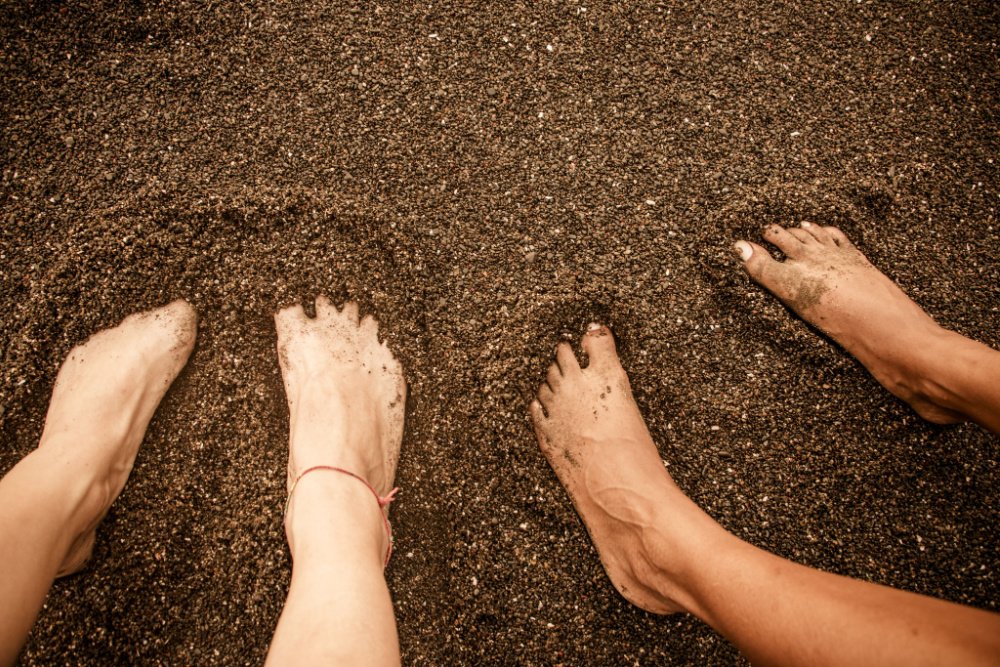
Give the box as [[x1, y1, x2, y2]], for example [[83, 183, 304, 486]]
[[1, 1, 998, 665]]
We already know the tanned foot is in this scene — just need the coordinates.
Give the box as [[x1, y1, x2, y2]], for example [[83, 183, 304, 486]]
[[275, 297, 405, 556], [735, 223, 967, 424], [38, 299, 198, 576], [530, 325, 715, 615]]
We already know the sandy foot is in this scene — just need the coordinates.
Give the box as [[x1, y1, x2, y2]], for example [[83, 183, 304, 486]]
[[38, 299, 198, 576], [275, 297, 406, 546], [530, 325, 690, 614], [735, 223, 966, 424]]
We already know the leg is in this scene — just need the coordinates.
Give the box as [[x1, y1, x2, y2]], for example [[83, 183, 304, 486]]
[[267, 298, 405, 667], [735, 223, 1000, 433], [0, 300, 196, 666], [531, 325, 1000, 667]]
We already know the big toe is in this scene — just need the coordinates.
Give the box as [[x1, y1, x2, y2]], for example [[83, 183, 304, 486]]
[[163, 299, 198, 346], [275, 303, 307, 333], [162, 298, 196, 321], [121, 299, 197, 363], [581, 323, 620, 369], [735, 241, 797, 303]]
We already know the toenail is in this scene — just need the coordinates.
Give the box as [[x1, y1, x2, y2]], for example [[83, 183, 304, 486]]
[[587, 322, 602, 332], [801, 221, 812, 228], [734, 241, 753, 261]]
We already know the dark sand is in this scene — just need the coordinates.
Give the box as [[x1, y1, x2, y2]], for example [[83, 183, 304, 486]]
[[2, 1, 998, 664]]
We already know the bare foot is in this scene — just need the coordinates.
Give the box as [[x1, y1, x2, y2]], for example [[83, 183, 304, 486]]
[[735, 223, 967, 424], [275, 297, 405, 556], [530, 325, 717, 615], [37, 299, 198, 576]]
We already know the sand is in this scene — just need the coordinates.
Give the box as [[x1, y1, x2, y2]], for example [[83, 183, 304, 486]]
[[1, 1, 997, 664]]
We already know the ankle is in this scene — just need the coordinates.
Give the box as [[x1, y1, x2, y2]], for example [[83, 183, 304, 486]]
[[904, 327, 1000, 419], [851, 319, 956, 408], [18, 447, 109, 546], [636, 490, 739, 617], [285, 474, 388, 565]]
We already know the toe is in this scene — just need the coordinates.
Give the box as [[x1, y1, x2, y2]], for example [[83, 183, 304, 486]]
[[315, 295, 336, 317], [529, 399, 547, 425], [360, 313, 379, 339], [530, 400, 555, 453], [784, 226, 814, 245], [546, 363, 562, 389], [537, 382, 555, 410], [275, 303, 307, 330], [165, 298, 198, 324], [825, 226, 852, 247], [735, 240, 797, 301], [161, 299, 198, 350], [555, 342, 579, 374], [763, 224, 806, 257], [800, 221, 833, 244], [340, 301, 360, 325], [580, 323, 620, 369]]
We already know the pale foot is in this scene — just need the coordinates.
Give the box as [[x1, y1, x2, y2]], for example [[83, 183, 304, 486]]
[[735, 223, 966, 424], [275, 297, 406, 556], [37, 299, 198, 576], [530, 325, 712, 615]]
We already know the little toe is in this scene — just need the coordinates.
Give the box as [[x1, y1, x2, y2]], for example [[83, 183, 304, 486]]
[[529, 399, 547, 426], [530, 400, 556, 453], [763, 224, 806, 257], [555, 342, 580, 374], [275, 303, 307, 330], [580, 323, 620, 369]]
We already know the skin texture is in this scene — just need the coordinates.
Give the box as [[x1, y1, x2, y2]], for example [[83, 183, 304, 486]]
[[0, 300, 197, 667], [531, 324, 1000, 667], [735, 222, 1000, 433], [266, 297, 405, 667]]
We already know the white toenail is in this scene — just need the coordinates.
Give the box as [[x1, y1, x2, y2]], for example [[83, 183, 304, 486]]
[[587, 322, 602, 331], [801, 221, 812, 228], [734, 241, 753, 261]]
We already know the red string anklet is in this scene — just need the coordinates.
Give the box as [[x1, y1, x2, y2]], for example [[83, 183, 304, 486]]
[[285, 465, 400, 568]]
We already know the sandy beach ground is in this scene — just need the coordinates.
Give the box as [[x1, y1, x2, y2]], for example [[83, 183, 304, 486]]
[[1, 1, 997, 664]]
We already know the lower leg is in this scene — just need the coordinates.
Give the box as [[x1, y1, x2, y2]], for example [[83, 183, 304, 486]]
[[631, 484, 1000, 666], [532, 325, 1000, 667], [0, 300, 196, 665], [0, 448, 104, 665], [266, 476, 398, 666], [267, 298, 406, 667], [911, 328, 1000, 433]]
